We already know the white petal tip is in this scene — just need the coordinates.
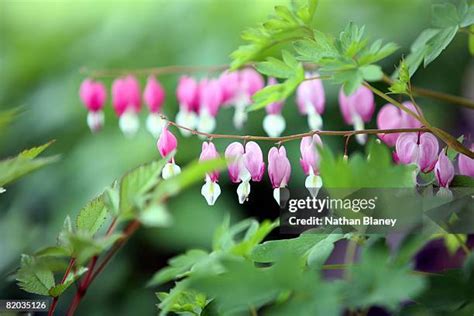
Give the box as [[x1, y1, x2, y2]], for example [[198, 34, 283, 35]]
[[201, 181, 221, 206], [263, 114, 286, 137], [87, 111, 104, 133], [237, 181, 251, 204], [162, 163, 181, 179], [146, 113, 165, 138], [305, 175, 323, 198], [0, 187, 6, 194], [119, 111, 140, 138]]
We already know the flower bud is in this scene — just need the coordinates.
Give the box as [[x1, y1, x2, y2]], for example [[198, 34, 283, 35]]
[[263, 78, 286, 137], [395, 133, 439, 173], [199, 141, 221, 206], [458, 144, 474, 178], [376, 102, 423, 146], [79, 79, 107, 132], [112, 75, 142, 137], [296, 73, 325, 130], [435, 149, 455, 188], [144, 76, 166, 138], [338, 86, 374, 144], [268, 146, 291, 205], [157, 126, 180, 179], [300, 135, 323, 197]]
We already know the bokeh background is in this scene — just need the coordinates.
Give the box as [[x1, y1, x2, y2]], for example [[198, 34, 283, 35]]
[[0, 0, 473, 315]]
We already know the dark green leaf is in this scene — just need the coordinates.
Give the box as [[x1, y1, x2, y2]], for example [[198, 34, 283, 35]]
[[76, 194, 108, 236]]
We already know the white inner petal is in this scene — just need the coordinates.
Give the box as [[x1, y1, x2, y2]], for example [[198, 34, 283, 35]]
[[197, 109, 216, 135], [263, 114, 286, 137], [273, 188, 280, 206], [237, 180, 251, 204], [119, 110, 140, 138], [307, 112, 323, 131], [146, 113, 165, 138], [162, 162, 181, 180], [175, 109, 197, 137], [201, 179, 221, 206], [87, 111, 104, 133], [352, 114, 366, 145], [305, 169, 323, 198]]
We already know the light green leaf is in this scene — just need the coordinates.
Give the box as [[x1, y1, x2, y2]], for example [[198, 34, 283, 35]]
[[424, 26, 459, 67], [35, 246, 71, 258], [432, 3, 461, 28], [360, 64, 383, 81], [16, 255, 55, 296], [0, 107, 22, 132], [389, 59, 410, 94], [461, 6, 474, 27], [306, 234, 344, 268], [156, 289, 208, 315], [119, 158, 168, 218], [0, 141, 59, 187], [255, 56, 294, 79], [469, 26, 474, 55], [148, 250, 209, 287], [138, 204, 172, 228], [76, 194, 108, 236]]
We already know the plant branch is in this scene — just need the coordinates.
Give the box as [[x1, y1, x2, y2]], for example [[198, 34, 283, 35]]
[[160, 114, 429, 143], [382, 75, 474, 110], [48, 258, 76, 316]]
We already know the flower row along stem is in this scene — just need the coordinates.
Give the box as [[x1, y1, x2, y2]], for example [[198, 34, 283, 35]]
[[79, 64, 474, 110]]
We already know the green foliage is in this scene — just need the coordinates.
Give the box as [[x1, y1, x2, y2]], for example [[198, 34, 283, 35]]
[[320, 140, 416, 188], [295, 23, 398, 95], [230, 2, 316, 70], [0, 107, 22, 133], [470, 25, 474, 55], [157, 289, 208, 316], [17, 255, 55, 296], [389, 59, 410, 94], [0, 141, 59, 189], [76, 195, 108, 237], [403, 0, 473, 76]]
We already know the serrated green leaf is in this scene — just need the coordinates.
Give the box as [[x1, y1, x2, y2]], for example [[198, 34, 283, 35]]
[[255, 57, 294, 78], [402, 28, 439, 77], [156, 288, 208, 315], [424, 26, 459, 67], [119, 158, 168, 218], [16, 255, 55, 296], [432, 3, 461, 28], [0, 141, 59, 187], [76, 194, 108, 237], [35, 246, 71, 258], [358, 42, 399, 65]]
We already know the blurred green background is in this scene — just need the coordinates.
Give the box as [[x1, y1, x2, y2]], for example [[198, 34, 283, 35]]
[[0, 0, 472, 315]]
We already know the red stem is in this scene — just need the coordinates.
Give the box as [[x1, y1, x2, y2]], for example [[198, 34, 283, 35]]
[[48, 258, 76, 316]]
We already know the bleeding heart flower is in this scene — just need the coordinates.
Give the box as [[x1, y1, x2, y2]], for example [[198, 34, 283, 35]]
[[79, 78, 107, 132], [296, 73, 325, 130], [339, 86, 375, 145], [157, 125, 180, 179], [300, 135, 323, 197], [112, 75, 142, 137], [199, 142, 221, 205], [263, 78, 286, 137], [435, 149, 455, 188], [268, 146, 291, 205], [224, 141, 265, 203], [197, 79, 223, 135], [219, 71, 240, 106], [144, 76, 166, 138], [377, 102, 423, 146], [395, 132, 439, 173], [458, 144, 474, 178], [232, 68, 264, 129], [176, 76, 199, 136]]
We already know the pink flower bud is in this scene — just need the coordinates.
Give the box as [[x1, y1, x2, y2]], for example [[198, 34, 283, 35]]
[[199, 79, 223, 117], [435, 149, 455, 188], [143, 76, 165, 113], [219, 71, 240, 104], [225, 142, 245, 183], [338, 86, 374, 144], [268, 146, 291, 189], [79, 79, 107, 112], [300, 135, 323, 176], [459, 144, 474, 177], [243, 141, 265, 182], [377, 102, 423, 146], [199, 141, 220, 182], [157, 126, 177, 158], [265, 78, 284, 115], [176, 76, 199, 112], [111, 75, 141, 116], [296, 73, 325, 115], [239, 68, 264, 97], [395, 133, 439, 173]]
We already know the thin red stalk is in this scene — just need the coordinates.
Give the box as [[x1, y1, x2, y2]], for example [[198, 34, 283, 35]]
[[66, 219, 140, 316], [48, 258, 76, 316]]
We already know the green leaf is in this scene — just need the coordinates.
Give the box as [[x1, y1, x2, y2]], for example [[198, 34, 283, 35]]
[[451, 175, 474, 187], [0, 107, 22, 132], [404, 28, 439, 77], [138, 204, 172, 228], [35, 246, 71, 258], [148, 250, 209, 287], [447, 135, 465, 160], [345, 239, 426, 310], [67, 232, 122, 264], [255, 58, 294, 78], [306, 234, 344, 268], [424, 26, 459, 67], [119, 158, 168, 218], [157, 289, 208, 315], [76, 194, 108, 237], [461, 5, 474, 27], [432, 2, 461, 28], [389, 59, 410, 94], [0, 141, 59, 187], [358, 41, 399, 65], [16, 255, 55, 296], [292, 0, 319, 24], [48, 267, 88, 297], [360, 64, 383, 81]]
